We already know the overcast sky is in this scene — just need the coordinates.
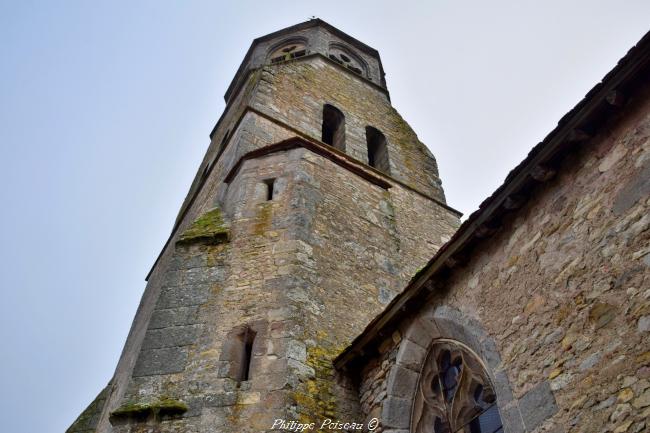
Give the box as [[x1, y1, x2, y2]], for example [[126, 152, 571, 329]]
[[1, 1, 648, 432]]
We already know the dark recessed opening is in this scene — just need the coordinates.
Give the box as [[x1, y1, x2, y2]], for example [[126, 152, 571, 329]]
[[238, 327, 256, 383], [322, 104, 346, 151], [366, 126, 390, 174], [329, 54, 343, 64], [264, 178, 275, 201]]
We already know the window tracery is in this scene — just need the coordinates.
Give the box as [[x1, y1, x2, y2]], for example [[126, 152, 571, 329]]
[[412, 340, 503, 433], [328, 45, 366, 76], [269, 41, 307, 64]]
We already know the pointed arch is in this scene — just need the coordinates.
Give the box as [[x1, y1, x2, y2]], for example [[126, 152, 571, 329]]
[[328, 43, 368, 77], [267, 37, 308, 64]]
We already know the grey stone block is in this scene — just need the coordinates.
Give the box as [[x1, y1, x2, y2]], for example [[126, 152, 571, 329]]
[[149, 306, 200, 329], [493, 369, 514, 405], [500, 403, 525, 433], [434, 306, 486, 336], [133, 347, 188, 377], [201, 392, 238, 408], [519, 381, 558, 431], [386, 364, 419, 398], [183, 266, 226, 284], [156, 284, 210, 309], [404, 317, 439, 348], [481, 337, 502, 370], [396, 339, 427, 372], [141, 325, 202, 350], [613, 160, 650, 215], [381, 396, 411, 429], [433, 316, 482, 355]]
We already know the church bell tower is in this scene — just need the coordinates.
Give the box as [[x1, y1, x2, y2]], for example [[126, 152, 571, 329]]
[[68, 19, 461, 433]]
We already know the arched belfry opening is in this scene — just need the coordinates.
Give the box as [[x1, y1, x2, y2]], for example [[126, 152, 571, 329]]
[[322, 104, 346, 151], [268, 39, 307, 64], [366, 126, 390, 174]]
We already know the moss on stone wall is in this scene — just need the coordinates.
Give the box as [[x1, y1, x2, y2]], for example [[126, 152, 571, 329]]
[[177, 207, 229, 245], [109, 396, 188, 423], [292, 332, 346, 431]]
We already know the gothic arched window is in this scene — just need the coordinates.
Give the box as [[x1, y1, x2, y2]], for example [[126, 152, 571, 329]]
[[366, 126, 390, 174], [412, 340, 504, 433], [322, 104, 346, 151], [328, 44, 367, 76], [269, 41, 307, 64]]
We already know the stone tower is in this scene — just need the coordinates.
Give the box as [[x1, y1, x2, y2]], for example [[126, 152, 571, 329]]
[[68, 19, 461, 433]]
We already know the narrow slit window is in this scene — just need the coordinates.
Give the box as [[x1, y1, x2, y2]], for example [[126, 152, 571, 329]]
[[238, 327, 256, 383], [366, 126, 390, 174], [264, 178, 276, 201], [322, 104, 346, 151]]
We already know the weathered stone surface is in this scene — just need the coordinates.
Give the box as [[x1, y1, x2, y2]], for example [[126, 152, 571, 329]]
[[518, 381, 558, 431], [613, 160, 650, 215], [493, 369, 514, 405], [385, 365, 419, 398], [140, 325, 202, 350], [156, 285, 210, 309], [148, 306, 200, 329], [499, 404, 525, 433], [395, 339, 427, 372], [381, 397, 411, 429], [132, 347, 188, 377]]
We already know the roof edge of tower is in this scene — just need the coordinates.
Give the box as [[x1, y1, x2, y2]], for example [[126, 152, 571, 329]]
[[223, 18, 385, 103]]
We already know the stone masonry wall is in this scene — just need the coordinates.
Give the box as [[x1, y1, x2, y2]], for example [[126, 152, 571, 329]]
[[355, 83, 650, 433], [90, 50, 460, 433], [252, 58, 446, 201]]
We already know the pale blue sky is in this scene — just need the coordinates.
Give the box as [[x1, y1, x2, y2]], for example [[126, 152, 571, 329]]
[[0, 1, 648, 432]]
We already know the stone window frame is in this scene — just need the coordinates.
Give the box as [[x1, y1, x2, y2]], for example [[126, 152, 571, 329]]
[[411, 338, 501, 433], [267, 37, 309, 64], [365, 126, 391, 174], [322, 103, 346, 151], [327, 42, 369, 77], [381, 305, 558, 433], [218, 322, 266, 386]]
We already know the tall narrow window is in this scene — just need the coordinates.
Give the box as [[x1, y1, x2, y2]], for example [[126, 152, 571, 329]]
[[238, 327, 256, 383], [221, 325, 257, 384], [322, 104, 345, 151], [264, 178, 275, 201], [366, 126, 390, 174]]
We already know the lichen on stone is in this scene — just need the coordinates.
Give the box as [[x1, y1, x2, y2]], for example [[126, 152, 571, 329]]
[[109, 396, 188, 423], [177, 207, 229, 245], [291, 332, 345, 431]]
